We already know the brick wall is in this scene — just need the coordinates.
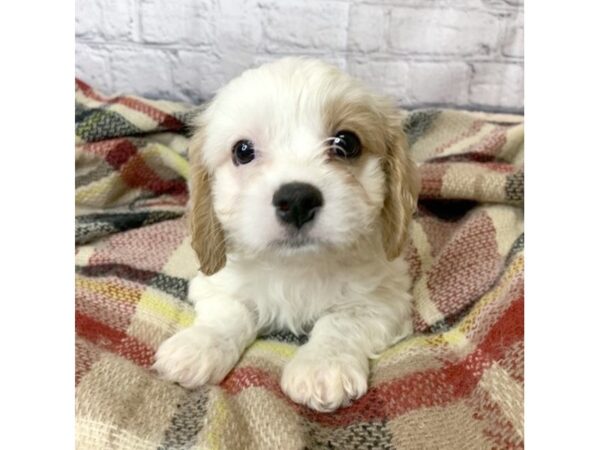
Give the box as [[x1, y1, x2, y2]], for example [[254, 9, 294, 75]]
[[75, 0, 524, 113]]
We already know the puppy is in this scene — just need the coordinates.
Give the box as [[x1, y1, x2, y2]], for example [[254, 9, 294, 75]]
[[153, 58, 419, 412]]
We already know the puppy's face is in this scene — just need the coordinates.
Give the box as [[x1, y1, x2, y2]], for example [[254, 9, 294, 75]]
[[189, 58, 418, 274]]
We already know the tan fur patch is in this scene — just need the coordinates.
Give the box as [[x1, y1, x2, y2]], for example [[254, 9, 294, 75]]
[[188, 130, 227, 275], [323, 92, 420, 259]]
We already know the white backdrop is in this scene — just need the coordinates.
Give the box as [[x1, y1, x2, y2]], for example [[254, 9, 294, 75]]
[[76, 0, 523, 113]]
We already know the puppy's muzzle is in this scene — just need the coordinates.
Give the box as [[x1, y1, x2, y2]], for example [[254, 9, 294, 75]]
[[272, 182, 323, 230]]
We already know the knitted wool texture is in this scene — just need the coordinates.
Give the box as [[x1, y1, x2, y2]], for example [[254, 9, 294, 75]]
[[75, 80, 524, 450]]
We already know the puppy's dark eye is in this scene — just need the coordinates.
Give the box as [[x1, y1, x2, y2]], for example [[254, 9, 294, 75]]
[[331, 131, 361, 159], [232, 140, 255, 165]]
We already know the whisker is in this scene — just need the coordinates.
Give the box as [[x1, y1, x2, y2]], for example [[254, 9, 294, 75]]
[[304, 136, 340, 161], [330, 144, 348, 157], [313, 137, 336, 150]]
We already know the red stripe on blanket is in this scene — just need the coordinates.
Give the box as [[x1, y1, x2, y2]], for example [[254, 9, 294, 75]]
[[88, 218, 189, 272], [221, 295, 523, 426], [76, 79, 104, 101], [477, 295, 523, 360], [476, 162, 515, 173], [105, 140, 138, 169], [120, 153, 187, 195], [76, 79, 184, 130], [466, 127, 507, 157], [79, 138, 131, 158], [418, 163, 449, 198], [427, 212, 501, 317], [76, 311, 155, 368], [426, 153, 515, 173], [116, 97, 184, 130]]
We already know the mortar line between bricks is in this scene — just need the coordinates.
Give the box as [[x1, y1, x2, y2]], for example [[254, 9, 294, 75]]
[[76, 40, 523, 64], [359, 3, 521, 14]]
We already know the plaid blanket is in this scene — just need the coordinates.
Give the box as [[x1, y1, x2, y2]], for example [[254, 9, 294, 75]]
[[75, 79, 524, 450]]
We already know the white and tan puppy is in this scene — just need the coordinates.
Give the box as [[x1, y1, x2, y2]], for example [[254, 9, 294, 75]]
[[153, 57, 419, 412]]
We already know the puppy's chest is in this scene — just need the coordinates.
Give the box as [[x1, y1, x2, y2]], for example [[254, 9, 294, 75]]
[[241, 269, 357, 332]]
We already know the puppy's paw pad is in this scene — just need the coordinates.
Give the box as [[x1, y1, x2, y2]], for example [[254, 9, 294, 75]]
[[152, 327, 238, 389], [281, 356, 367, 412]]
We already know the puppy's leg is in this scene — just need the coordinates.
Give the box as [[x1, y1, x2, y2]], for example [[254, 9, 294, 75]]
[[281, 300, 412, 412], [153, 275, 256, 389]]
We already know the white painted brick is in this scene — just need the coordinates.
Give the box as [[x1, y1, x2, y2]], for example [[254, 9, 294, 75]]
[[469, 63, 523, 110], [99, 0, 135, 40], [75, 43, 112, 94], [140, 0, 213, 45], [502, 11, 523, 58], [348, 59, 410, 100], [483, 0, 523, 7], [406, 62, 471, 105], [389, 8, 501, 56], [76, 0, 103, 38], [76, 0, 134, 40], [348, 4, 387, 53], [171, 51, 232, 102], [260, 1, 349, 53], [213, 0, 263, 54], [111, 48, 173, 98]]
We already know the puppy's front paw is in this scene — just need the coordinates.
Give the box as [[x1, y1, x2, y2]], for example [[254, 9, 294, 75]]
[[153, 327, 240, 389], [281, 353, 368, 412]]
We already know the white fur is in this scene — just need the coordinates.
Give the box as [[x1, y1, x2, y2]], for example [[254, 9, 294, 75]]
[[153, 58, 414, 412]]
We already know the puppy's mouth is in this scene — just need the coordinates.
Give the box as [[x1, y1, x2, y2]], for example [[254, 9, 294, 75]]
[[269, 229, 321, 250], [271, 235, 319, 249]]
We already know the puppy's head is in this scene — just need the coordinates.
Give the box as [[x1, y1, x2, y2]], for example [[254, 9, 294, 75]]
[[189, 58, 418, 275]]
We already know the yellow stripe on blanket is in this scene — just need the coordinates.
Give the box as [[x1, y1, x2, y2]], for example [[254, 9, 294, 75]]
[[76, 276, 141, 304], [75, 171, 137, 208], [246, 340, 298, 360], [136, 289, 195, 329], [204, 390, 234, 450], [456, 253, 523, 336], [140, 143, 190, 180]]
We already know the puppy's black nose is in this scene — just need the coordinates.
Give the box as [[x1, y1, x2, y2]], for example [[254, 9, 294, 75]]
[[272, 182, 323, 229]]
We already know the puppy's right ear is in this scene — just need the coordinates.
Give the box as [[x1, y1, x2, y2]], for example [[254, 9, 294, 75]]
[[188, 130, 227, 275]]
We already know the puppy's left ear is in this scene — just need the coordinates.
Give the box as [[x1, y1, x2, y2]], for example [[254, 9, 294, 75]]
[[381, 117, 420, 260]]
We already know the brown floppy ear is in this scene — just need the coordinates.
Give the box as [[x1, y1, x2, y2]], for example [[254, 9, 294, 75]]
[[381, 119, 420, 260], [188, 131, 227, 275]]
